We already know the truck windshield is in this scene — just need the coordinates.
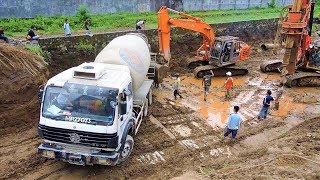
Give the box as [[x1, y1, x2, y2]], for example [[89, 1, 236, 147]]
[[42, 83, 118, 125]]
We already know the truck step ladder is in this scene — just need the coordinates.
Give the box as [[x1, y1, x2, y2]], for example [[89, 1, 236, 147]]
[[147, 53, 157, 80]]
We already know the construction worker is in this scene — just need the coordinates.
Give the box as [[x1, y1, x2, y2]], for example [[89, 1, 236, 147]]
[[258, 90, 274, 120], [224, 105, 241, 141], [136, 20, 146, 32], [173, 73, 182, 100], [223, 71, 233, 99], [274, 82, 284, 110], [202, 70, 214, 101]]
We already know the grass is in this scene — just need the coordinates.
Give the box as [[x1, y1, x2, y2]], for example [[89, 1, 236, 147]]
[[24, 44, 51, 65], [77, 42, 95, 53], [1, 5, 320, 38]]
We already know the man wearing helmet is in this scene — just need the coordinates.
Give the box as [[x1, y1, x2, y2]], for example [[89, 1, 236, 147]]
[[223, 71, 233, 99]]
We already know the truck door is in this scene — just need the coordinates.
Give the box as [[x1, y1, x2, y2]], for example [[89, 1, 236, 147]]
[[221, 42, 232, 64], [118, 92, 127, 120]]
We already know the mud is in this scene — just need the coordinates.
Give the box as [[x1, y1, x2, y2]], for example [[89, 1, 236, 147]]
[[0, 44, 48, 136], [1, 41, 320, 179]]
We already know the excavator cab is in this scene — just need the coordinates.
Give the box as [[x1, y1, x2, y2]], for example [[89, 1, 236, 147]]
[[158, 6, 251, 78], [210, 36, 241, 66], [308, 40, 320, 69]]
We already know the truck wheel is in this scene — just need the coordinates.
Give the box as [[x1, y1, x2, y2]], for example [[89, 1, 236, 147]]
[[118, 135, 134, 164], [143, 99, 149, 117]]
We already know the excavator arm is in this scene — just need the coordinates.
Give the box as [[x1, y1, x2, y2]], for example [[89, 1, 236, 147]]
[[281, 0, 315, 75], [158, 6, 215, 63]]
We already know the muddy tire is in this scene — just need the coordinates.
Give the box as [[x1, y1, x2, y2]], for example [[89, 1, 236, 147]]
[[118, 135, 134, 164]]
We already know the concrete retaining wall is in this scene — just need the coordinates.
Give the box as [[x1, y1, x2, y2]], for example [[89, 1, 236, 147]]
[[39, 18, 278, 76], [1, 0, 292, 18]]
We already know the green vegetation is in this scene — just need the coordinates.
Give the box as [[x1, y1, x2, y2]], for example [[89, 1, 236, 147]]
[[1, 4, 320, 38], [24, 44, 51, 65], [77, 42, 95, 53], [267, 0, 276, 8]]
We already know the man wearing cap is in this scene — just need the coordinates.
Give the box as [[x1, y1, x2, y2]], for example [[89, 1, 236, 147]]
[[223, 72, 233, 99], [202, 70, 214, 101]]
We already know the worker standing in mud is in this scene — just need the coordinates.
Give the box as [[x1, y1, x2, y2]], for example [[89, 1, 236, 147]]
[[274, 82, 284, 110], [173, 73, 182, 100], [258, 90, 274, 120], [224, 105, 241, 141], [223, 71, 233, 99], [202, 70, 214, 101]]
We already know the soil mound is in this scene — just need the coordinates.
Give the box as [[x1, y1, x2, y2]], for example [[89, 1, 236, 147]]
[[0, 44, 48, 135]]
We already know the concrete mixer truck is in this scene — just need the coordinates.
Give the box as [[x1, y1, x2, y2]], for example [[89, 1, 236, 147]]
[[37, 33, 155, 166]]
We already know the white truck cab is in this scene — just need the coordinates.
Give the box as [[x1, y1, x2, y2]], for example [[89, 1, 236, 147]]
[[38, 34, 154, 166]]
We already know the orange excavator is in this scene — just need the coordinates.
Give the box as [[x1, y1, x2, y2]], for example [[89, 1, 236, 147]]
[[260, 0, 320, 87], [157, 6, 251, 78]]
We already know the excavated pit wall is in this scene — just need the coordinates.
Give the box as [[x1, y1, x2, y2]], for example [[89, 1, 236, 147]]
[[39, 18, 278, 76]]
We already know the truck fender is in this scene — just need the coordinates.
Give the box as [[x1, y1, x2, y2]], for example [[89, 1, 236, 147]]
[[119, 119, 134, 152]]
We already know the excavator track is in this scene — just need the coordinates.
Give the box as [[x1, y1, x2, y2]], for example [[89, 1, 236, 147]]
[[285, 71, 320, 87], [187, 59, 208, 69], [193, 65, 248, 78], [260, 60, 283, 72]]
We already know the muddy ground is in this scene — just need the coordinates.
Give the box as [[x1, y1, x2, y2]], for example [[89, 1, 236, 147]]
[[1, 44, 320, 179]]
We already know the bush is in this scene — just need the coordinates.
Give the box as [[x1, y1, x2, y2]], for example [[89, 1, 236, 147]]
[[77, 42, 95, 53], [76, 5, 91, 24], [268, 0, 276, 8]]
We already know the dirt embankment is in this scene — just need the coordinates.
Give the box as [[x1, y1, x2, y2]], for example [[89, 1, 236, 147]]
[[0, 44, 48, 136]]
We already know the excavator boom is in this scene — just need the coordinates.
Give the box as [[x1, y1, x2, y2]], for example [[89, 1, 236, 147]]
[[158, 6, 215, 63]]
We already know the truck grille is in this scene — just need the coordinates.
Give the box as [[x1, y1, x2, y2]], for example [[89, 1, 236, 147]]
[[39, 125, 117, 148]]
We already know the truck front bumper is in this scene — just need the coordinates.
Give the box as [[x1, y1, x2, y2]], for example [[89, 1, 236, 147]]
[[38, 143, 119, 166]]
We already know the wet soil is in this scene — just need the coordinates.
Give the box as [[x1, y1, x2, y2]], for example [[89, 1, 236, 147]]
[[0, 44, 48, 136], [1, 43, 320, 179]]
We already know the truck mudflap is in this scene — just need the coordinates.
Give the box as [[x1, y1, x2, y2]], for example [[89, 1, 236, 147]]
[[38, 144, 120, 166]]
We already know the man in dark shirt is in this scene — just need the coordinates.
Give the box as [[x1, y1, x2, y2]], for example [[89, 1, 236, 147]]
[[258, 90, 274, 120], [202, 70, 214, 101], [0, 26, 9, 43], [27, 25, 39, 40], [84, 18, 93, 36]]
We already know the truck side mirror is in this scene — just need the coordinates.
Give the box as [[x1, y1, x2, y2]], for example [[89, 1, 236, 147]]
[[38, 85, 44, 103], [123, 89, 131, 96]]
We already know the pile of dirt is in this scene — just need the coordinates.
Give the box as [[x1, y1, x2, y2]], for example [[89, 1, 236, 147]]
[[0, 44, 48, 135]]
